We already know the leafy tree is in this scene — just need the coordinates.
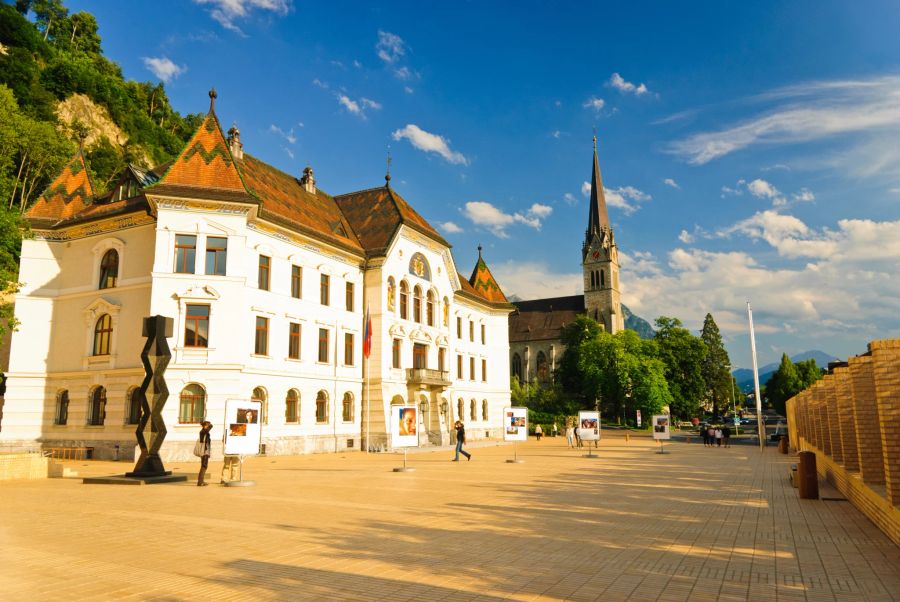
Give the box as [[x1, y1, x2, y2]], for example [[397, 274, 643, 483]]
[[700, 313, 733, 417], [654, 316, 707, 420], [557, 315, 603, 408], [796, 358, 823, 388], [85, 137, 122, 194], [765, 353, 802, 415]]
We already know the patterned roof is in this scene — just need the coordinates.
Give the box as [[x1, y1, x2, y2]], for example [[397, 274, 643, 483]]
[[468, 253, 509, 304], [333, 185, 449, 253], [26, 150, 94, 222], [509, 295, 585, 343]]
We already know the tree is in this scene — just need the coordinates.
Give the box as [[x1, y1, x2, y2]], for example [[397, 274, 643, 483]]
[[654, 316, 707, 420], [796, 358, 824, 389], [700, 313, 733, 418], [765, 353, 802, 415], [556, 315, 603, 408]]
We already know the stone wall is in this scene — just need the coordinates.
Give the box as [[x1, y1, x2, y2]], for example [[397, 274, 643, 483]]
[[787, 339, 900, 546], [0, 452, 49, 480]]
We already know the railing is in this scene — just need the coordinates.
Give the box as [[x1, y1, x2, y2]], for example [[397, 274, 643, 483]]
[[406, 368, 451, 386], [44, 447, 94, 460]]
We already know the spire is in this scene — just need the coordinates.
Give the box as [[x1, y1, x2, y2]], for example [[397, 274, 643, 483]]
[[208, 88, 217, 113], [586, 134, 610, 239], [385, 147, 392, 188]]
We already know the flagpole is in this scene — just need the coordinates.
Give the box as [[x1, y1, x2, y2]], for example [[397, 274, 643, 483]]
[[365, 305, 371, 453], [747, 301, 765, 451]]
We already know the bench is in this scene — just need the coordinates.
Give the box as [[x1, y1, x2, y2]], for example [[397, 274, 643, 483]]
[[44, 447, 94, 461]]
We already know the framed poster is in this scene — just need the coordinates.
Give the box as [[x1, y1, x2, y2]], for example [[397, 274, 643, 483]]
[[504, 407, 528, 441], [224, 399, 263, 456], [652, 414, 671, 440], [391, 405, 419, 448], [578, 410, 601, 441]]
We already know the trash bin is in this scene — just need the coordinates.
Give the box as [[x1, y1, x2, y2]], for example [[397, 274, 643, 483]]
[[797, 450, 818, 499], [778, 435, 788, 454]]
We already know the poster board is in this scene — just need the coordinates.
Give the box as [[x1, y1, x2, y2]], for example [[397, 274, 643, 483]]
[[636, 409, 642, 428], [224, 399, 263, 456], [504, 407, 528, 441], [390, 405, 419, 448], [652, 414, 671, 440], [578, 410, 601, 441]]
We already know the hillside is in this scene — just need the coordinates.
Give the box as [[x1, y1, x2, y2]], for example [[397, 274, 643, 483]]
[[733, 349, 839, 392], [623, 304, 654, 339]]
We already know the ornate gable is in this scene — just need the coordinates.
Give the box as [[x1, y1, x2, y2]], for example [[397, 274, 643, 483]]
[[468, 250, 509, 304], [26, 151, 95, 222]]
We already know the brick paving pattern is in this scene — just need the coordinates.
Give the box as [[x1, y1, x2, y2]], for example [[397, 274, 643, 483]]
[[1, 432, 898, 601]]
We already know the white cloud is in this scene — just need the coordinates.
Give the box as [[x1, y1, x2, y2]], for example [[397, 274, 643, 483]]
[[353, 59, 362, 68], [392, 124, 468, 165], [551, 130, 561, 139], [461, 201, 550, 238], [393, 66, 413, 80], [747, 178, 786, 206], [376, 30, 405, 64], [583, 96, 606, 111], [490, 261, 583, 300], [678, 230, 694, 243], [269, 124, 296, 144], [563, 192, 578, 206], [282, 146, 294, 159], [609, 72, 649, 96], [581, 181, 591, 197], [193, 0, 290, 34], [719, 210, 838, 259], [724, 177, 813, 207], [142, 56, 186, 83], [337, 94, 381, 118], [603, 185, 651, 215], [440, 221, 463, 234], [793, 188, 815, 202], [663, 178, 680, 189], [669, 75, 900, 164], [404, 86, 414, 94]]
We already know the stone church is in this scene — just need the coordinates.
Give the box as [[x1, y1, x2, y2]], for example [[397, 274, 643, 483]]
[[508, 139, 624, 385]]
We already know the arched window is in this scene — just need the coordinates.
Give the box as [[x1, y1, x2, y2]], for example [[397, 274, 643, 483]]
[[252, 387, 268, 425], [458, 398, 464, 421], [342, 392, 354, 422], [387, 277, 396, 312], [316, 390, 328, 423], [600, 270, 605, 288], [87, 386, 106, 426], [590, 271, 595, 289], [482, 399, 489, 421], [179, 384, 205, 424], [93, 314, 113, 356], [285, 389, 300, 423], [511, 353, 523, 384], [399, 281, 409, 319], [125, 386, 142, 425], [470, 399, 477, 421], [536, 351, 549, 381], [426, 290, 435, 326], [55, 389, 69, 425], [98, 249, 118, 289], [413, 285, 422, 323]]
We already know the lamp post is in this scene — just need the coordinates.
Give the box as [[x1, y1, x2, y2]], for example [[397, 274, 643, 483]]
[[728, 365, 739, 436], [419, 398, 428, 446]]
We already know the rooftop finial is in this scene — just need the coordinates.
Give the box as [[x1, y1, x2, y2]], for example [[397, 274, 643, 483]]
[[593, 126, 597, 151], [477, 244, 483, 258], [385, 146, 392, 187], [208, 87, 217, 112]]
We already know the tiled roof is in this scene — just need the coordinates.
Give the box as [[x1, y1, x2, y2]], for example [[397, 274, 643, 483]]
[[239, 155, 363, 253], [26, 151, 94, 222], [468, 254, 508, 304], [509, 295, 585, 343], [333, 185, 449, 253]]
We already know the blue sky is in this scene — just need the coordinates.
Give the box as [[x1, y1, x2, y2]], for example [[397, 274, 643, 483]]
[[68, 0, 900, 368]]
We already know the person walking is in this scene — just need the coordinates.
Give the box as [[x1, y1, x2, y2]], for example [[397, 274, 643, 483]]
[[575, 427, 583, 448], [566, 425, 575, 448], [714, 427, 723, 448], [552, 423, 558, 438], [452, 420, 471, 461], [535, 424, 543, 441], [196, 421, 213, 486], [707, 426, 715, 448], [722, 425, 731, 448]]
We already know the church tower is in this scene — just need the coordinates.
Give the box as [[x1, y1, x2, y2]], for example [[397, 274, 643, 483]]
[[581, 137, 624, 333]]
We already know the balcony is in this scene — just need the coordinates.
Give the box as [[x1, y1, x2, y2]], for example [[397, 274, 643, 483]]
[[406, 368, 451, 387]]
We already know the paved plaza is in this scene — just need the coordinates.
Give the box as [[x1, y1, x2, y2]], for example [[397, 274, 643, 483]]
[[1, 432, 898, 601]]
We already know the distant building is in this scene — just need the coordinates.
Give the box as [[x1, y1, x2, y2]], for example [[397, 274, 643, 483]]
[[508, 139, 624, 385], [0, 91, 513, 460]]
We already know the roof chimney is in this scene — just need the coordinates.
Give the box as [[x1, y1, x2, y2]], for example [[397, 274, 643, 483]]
[[226, 123, 243, 160], [300, 165, 316, 194]]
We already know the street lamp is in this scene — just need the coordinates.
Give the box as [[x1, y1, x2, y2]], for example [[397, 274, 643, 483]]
[[728, 365, 739, 436]]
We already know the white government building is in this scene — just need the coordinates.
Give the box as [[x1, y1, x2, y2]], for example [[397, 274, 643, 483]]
[[0, 90, 514, 460]]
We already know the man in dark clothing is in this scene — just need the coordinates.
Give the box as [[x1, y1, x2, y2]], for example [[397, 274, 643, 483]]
[[722, 425, 731, 448], [452, 421, 471, 461]]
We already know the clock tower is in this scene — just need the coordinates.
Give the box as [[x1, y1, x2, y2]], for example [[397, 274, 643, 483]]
[[582, 137, 624, 333]]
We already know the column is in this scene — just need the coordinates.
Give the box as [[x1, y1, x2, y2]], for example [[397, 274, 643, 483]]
[[849, 354, 884, 487]]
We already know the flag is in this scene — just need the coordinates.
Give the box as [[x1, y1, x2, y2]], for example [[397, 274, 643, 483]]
[[363, 306, 372, 358]]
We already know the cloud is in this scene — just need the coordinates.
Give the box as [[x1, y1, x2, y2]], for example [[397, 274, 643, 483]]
[[668, 75, 900, 164], [678, 230, 694, 243], [663, 178, 680, 189], [193, 0, 290, 34], [719, 210, 838, 259], [392, 124, 468, 165], [724, 177, 813, 207], [440, 221, 463, 234], [490, 261, 583, 300], [142, 57, 186, 82], [337, 94, 381, 118], [461, 201, 550, 238], [792, 188, 815, 202], [581, 181, 591, 197], [376, 30, 405, 64], [563, 192, 578, 206], [609, 72, 649, 96], [603, 185, 651, 215], [269, 124, 296, 144], [282, 146, 294, 159], [583, 96, 606, 111], [747, 178, 785, 205], [550, 130, 561, 139]]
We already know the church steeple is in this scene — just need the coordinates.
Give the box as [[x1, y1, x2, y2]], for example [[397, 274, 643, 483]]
[[585, 135, 610, 243]]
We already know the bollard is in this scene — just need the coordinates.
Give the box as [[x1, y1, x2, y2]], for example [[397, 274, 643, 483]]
[[778, 435, 788, 454], [797, 450, 818, 499], [624, 432, 630, 443]]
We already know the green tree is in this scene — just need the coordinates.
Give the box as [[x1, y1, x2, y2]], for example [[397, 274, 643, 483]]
[[765, 353, 802, 415], [700, 313, 732, 418], [654, 316, 707, 420], [796, 358, 823, 389], [556, 315, 603, 408]]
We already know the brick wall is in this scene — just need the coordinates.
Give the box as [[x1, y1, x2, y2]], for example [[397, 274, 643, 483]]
[[0, 452, 49, 480]]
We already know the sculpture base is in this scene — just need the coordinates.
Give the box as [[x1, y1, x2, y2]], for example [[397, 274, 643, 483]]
[[84, 473, 188, 485], [223, 480, 255, 487], [392, 467, 415, 472], [506, 459, 525, 463]]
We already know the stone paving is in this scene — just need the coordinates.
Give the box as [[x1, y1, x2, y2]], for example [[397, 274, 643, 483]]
[[1, 432, 898, 601]]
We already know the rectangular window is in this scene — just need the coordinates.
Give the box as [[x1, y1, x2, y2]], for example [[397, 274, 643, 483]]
[[291, 265, 302, 299], [344, 333, 354, 366], [345, 282, 354, 312], [392, 338, 401, 369], [469, 321, 474, 342], [258, 255, 270, 290], [456, 317, 462, 338], [413, 343, 427, 369], [174, 235, 196, 274], [205, 237, 227, 276], [457, 354, 463, 379], [482, 359, 487, 382], [288, 322, 301, 359], [481, 324, 486, 345], [318, 328, 329, 362], [320, 274, 330, 305], [254, 316, 269, 355], [184, 304, 210, 348], [470, 356, 475, 381], [438, 348, 446, 372]]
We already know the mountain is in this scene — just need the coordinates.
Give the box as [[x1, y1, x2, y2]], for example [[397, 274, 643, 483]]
[[733, 350, 839, 392], [623, 304, 655, 339]]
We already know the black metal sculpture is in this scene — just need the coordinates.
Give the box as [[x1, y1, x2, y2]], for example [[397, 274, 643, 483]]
[[127, 315, 174, 477]]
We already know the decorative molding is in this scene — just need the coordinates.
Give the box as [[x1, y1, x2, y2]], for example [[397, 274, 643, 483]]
[[33, 214, 155, 242], [173, 285, 220, 301], [154, 197, 251, 216]]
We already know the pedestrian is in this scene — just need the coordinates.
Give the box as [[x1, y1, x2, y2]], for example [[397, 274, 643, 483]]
[[722, 425, 731, 448], [552, 423, 558, 438], [701, 426, 710, 447], [566, 425, 575, 448], [707, 426, 715, 448], [535, 424, 543, 441], [575, 427, 583, 448], [452, 420, 471, 461], [715, 427, 723, 447], [196, 421, 213, 486]]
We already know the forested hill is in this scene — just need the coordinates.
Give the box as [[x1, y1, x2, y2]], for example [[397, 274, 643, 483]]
[[0, 0, 197, 340]]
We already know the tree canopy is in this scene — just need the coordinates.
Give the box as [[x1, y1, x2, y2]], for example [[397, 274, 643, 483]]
[[700, 313, 733, 417], [654, 316, 707, 419], [765, 354, 824, 414]]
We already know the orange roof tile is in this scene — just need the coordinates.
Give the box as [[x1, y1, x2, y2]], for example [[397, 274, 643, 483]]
[[468, 253, 509, 304], [26, 151, 94, 222], [154, 112, 247, 192]]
